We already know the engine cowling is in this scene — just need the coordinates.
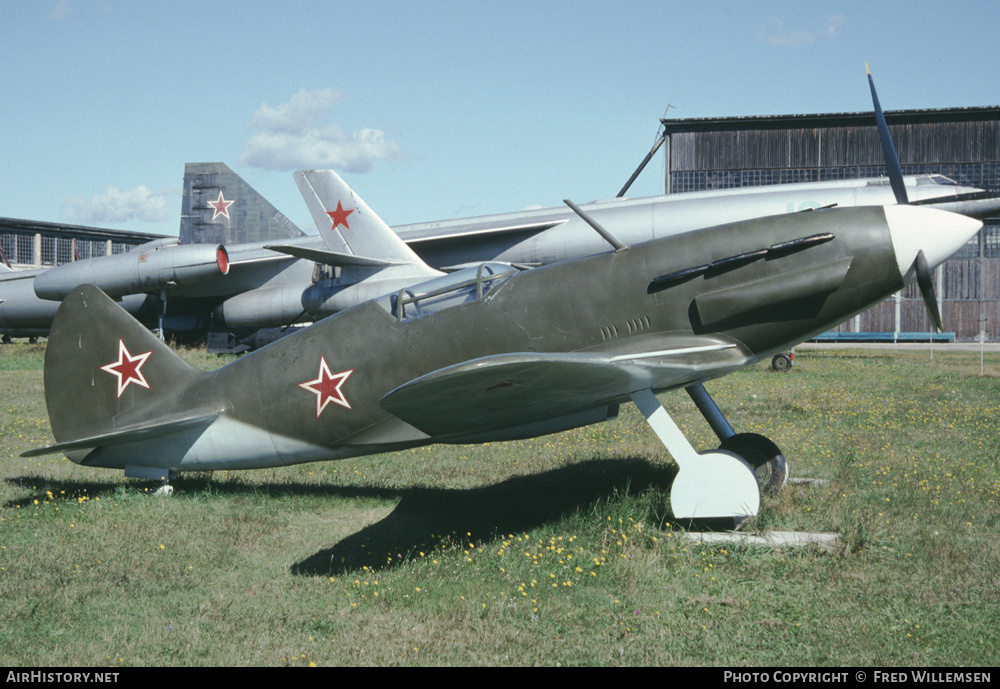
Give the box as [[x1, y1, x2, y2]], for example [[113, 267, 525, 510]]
[[34, 243, 229, 301], [211, 285, 310, 328]]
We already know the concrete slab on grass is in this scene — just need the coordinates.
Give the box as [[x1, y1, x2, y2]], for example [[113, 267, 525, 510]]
[[683, 530, 840, 550], [789, 477, 829, 486]]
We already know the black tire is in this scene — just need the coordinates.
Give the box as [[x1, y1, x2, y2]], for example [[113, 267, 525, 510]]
[[771, 353, 792, 372], [719, 432, 788, 495]]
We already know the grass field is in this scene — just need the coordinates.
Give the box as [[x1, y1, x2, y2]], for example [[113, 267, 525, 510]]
[[1, 343, 998, 666]]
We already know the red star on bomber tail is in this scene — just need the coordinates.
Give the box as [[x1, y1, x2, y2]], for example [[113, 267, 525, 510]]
[[326, 201, 354, 230], [289, 169, 437, 270], [208, 191, 235, 220], [100, 339, 152, 398]]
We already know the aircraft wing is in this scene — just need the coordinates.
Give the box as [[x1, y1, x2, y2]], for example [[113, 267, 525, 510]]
[[0, 269, 38, 282], [379, 341, 748, 438]]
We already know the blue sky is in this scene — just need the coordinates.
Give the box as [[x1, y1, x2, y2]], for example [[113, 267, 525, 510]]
[[3, 0, 999, 237]]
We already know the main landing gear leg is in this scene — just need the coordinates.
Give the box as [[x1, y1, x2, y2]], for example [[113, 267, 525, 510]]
[[630, 389, 760, 525], [685, 383, 788, 495], [125, 465, 176, 496]]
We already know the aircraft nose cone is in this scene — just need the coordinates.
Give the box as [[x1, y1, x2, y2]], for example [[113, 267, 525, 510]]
[[885, 205, 982, 284]]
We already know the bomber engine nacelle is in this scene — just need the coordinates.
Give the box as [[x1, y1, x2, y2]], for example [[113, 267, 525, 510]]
[[34, 243, 230, 301], [211, 285, 310, 329]]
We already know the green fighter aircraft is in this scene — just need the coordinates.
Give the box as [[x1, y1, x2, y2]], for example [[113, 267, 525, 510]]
[[24, 169, 981, 522]]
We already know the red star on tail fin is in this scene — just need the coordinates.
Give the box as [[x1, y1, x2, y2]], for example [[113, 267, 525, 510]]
[[326, 201, 354, 230], [99, 339, 152, 399]]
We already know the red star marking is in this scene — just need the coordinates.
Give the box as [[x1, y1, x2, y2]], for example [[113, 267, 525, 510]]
[[326, 201, 354, 230], [100, 339, 152, 399], [298, 356, 354, 418], [208, 191, 235, 220]]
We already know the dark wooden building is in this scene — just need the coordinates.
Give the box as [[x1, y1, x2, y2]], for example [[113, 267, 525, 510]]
[[661, 107, 1000, 341]]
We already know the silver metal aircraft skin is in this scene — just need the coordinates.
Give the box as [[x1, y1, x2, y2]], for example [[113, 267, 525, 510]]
[[7, 169, 990, 337], [213, 170, 1000, 332], [3, 172, 993, 345], [24, 168, 983, 521], [3, 69, 998, 340]]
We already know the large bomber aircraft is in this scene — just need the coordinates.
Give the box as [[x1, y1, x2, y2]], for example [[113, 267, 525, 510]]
[[1, 168, 995, 347], [24, 169, 982, 524], [1, 168, 995, 340], [2, 67, 997, 344]]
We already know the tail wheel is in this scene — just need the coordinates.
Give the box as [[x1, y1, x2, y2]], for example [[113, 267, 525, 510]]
[[771, 353, 792, 372], [719, 432, 788, 495]]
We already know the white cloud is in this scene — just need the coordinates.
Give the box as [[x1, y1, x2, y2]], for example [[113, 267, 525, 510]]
[[247, 88, 346, 133], [48, 0, 71, 21], [759, 15, 845, 46], [241, 126, 401, 173], [62, 186, 172, 225], [240, 88, 401, 172]]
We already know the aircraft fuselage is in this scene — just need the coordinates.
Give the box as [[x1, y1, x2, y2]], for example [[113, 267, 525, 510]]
[[63, 206, 931, 473]]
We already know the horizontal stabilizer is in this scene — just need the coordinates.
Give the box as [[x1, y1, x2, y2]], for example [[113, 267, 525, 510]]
[[22, 411, 221, 457], [399, 219, 567, 246], [263, 243, 406, 267]]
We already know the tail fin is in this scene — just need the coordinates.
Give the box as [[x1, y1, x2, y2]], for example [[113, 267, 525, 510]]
[[180, 162, 305, 244], [26, 285, 218, 465], [293, 169, 432, 266]]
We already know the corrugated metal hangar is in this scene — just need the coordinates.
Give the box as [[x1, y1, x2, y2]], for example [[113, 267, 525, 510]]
[[660, 106, 1000, 342]]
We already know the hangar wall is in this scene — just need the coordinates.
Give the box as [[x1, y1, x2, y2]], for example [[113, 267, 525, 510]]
[[0, 218, 165, 270], [661, 107, 1000, 342]]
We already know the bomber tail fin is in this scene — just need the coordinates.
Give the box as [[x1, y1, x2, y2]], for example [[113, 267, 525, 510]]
[[25, 285, 220, 467], [180, 162, 305, 245], [292, 169, 434, 268]]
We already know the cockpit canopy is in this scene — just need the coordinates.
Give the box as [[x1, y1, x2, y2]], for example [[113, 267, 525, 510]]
[[866, 174, 958, 187], [376, 262, 518, 322], [921, 175, 958, 186]]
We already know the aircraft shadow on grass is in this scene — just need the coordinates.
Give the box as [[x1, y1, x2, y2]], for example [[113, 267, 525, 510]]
[[4, 456, 678, 576], [290, 456, 677, 577]]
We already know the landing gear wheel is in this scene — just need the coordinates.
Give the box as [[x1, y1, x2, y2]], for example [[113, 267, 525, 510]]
[[771, 353, 792, 372], [719, 432, 788, 495]]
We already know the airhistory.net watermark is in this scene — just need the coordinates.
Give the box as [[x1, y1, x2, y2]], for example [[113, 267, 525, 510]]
[[5, 673, 119, 684]]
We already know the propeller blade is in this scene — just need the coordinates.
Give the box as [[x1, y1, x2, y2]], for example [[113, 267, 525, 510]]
[[867, 63, 909, 205], [915, 249, 943, 333]]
